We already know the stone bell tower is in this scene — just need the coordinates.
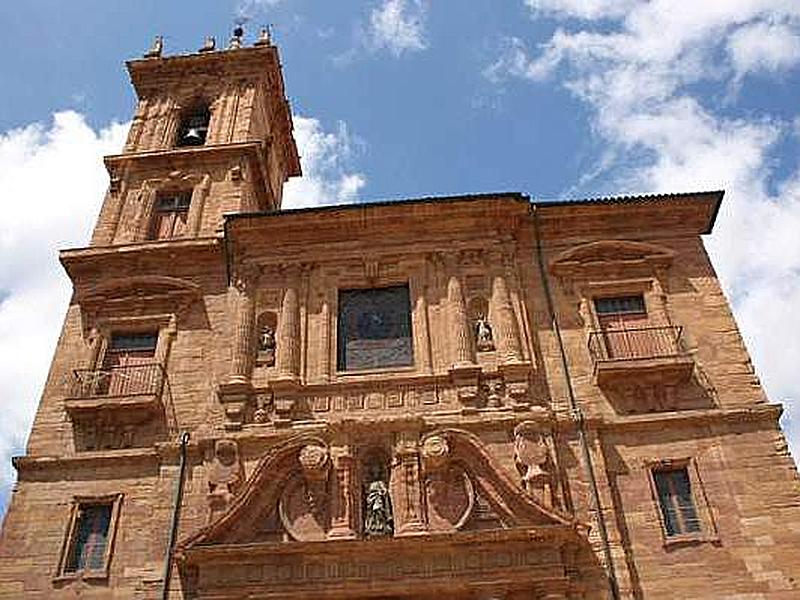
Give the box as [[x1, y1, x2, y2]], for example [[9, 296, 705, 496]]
[[92, 28, 300, 248]]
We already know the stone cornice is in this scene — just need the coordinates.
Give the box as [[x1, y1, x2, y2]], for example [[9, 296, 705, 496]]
[[553, 403, 782, 434], [13, 447, 161, 478], [535, 190, 723, 240], [104, 140, 278, 203], [60, 237, 222, 281]]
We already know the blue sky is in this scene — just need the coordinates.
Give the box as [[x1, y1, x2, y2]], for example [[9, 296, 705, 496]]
[[1, 1, 799, 516]]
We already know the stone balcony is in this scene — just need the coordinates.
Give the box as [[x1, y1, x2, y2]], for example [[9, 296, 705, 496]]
[[587, 325, 694, 387], [65, 362, 167, 419]]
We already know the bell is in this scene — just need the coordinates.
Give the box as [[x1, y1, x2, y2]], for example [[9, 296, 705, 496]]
[[182, 127, 204, 144]]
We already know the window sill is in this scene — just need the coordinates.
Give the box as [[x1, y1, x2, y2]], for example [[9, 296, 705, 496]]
[[662, 533, 719, 549], [335, 365, 416, 378], [53, 569, 109, 584]]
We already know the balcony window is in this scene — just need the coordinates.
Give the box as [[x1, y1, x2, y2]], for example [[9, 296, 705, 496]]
[[70, 331, 162, 400]]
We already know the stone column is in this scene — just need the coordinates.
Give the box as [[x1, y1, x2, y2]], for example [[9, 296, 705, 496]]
[[490, 273, 523, 364], [275, 281, 301, 381], [327, 443, 357, 539], [447, 274, 474, 368], [318, 294, 331, 382], [227, 276, 256, 385], [393, 431, 426, 535], [187, 174, 211, 236]]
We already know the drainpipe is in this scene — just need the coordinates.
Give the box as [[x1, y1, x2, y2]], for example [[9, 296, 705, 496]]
[[161, 431, 190, 600], [531, 205, 621, 600]]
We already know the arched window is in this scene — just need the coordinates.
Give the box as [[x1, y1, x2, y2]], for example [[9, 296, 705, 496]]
[[175, 105, 210, 147]]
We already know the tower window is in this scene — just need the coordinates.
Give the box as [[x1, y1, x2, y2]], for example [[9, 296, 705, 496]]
[[58, 495, 121, 579], [337, 285, 413, 371], [652, 466, 701, 537], [149, 192, 191, 239], [176, 107, 210, 147]]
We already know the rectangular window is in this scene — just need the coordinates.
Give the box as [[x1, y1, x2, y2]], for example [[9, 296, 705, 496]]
[[104, 332, 157, 367], [337, 285, 413, 371], [653, 467, 702, 537], [58, 496, 121, 579], [594, 295, 646, 315], [99, 331, 159, 396], [149, 192, 191, 239]]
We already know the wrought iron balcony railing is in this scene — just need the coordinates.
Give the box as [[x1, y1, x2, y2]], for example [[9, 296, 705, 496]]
[[70, 362, 165, 399], [588, 325, 685, 363]]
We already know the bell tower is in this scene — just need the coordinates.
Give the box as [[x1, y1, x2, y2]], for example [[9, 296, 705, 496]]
[[91, 28, 301, 247]]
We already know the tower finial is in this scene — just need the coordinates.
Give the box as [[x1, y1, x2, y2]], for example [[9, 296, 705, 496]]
[[229, 25, 244, 50], [144, 35, 163, 59], [199, 36, 216, 53], [254, 26, 272, 47]]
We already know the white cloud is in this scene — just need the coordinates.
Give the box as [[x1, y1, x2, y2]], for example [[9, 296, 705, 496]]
[[0, 111, 364, 516], [0, 112, 128, 515], [728, 21, 800, 80], [369, 0, 428, 56], [490, 1, 800, 462], [283, 116, 366, 208], [525, 0, 637, 20]]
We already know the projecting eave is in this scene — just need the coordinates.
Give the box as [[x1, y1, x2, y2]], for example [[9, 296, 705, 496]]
[[225, 191, 530, 247], [533, 190, 724, 239]]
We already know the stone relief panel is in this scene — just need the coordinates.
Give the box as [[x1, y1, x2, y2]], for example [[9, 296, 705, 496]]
[[513, 422, 556, 510], [207, 438, 245, 521], [279, 443, 330, 541], [421, 435, 474, 532]]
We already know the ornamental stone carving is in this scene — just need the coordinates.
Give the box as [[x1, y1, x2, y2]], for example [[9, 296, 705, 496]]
[[207, 439, 244, 521], [421, 435, 474, 532], [513, 423, 555, 508], [279, 443, 331, 541]]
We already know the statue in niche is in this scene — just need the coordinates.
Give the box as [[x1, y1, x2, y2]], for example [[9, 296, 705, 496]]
[[513, 423, 555, 508], [475, 314, 494, 351], [363, 465, 393, 537], [207, 439, 244, 520], [257, 323, 276, 366]]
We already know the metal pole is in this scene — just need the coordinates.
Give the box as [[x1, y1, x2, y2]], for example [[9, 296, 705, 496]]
[[532, 206, 621, 600], [161, 431, 190, 600]]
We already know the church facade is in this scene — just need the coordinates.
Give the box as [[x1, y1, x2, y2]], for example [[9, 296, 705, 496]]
[[1, 33, 799, 600]]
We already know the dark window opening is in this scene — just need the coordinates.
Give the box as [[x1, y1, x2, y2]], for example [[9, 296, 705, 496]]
[[653, 467, 702, 536], [104, 331, 157, 368], [337, 285, 413, 371], [149, 192, 191, 239], [64, 503, 112, 573], [594, 295, 646, 315], [176, 107, 210, 147]]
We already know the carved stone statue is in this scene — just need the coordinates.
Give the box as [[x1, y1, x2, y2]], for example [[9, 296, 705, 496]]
[[207, 439, 244, 520], [475, 314, 494, 351], [363, 468, 393, 537], [257, 324, 276, 366], [513, 423, 555, 508]]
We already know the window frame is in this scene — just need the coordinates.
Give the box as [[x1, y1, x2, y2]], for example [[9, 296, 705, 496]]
[[646, 458, 718, 546], [335, 284, 415, 374], [148, 190, 193, 240], [55, 494, 122, 581]]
